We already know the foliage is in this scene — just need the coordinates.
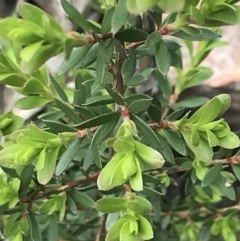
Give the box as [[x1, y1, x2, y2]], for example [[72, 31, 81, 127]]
[[0, 0, 240, 240]]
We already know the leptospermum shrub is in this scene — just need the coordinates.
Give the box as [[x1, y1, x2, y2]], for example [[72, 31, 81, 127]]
[[0, 0, 240, 240]]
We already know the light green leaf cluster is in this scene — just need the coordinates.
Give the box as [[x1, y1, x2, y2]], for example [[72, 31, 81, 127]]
[[0, 124, 62, 184], [0, 176, 20, 208], [174, 94, 240, 161], [0, 3, 83, 73], [97, 117, 165, 191], [95, 195, 153, 241]]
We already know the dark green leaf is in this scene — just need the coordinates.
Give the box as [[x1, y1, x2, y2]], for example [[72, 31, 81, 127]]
[[58, 44, 92, 75], [70, 190, 94, 208], [91, 118, 119, 147], [148, 104, 161, 122], [163, 129, 186, 156], [92, 145, 102, 168], [202, 164, 222, 187], [50, 75, 69, 102], [102, 7, 115, 34], [96, 41, 106, 87], [19, 164, 34, 196], [111, 0, 129, 34], [44, 120, 77, 133], [48, 216, 58, 241], [74, 105, 96, 119], [28, 211, 42, 241], [75, 43, 99, 69], [73, 83, 86, 106], [84, 95, 115, 106], [149, 11, 162, 27], [60, 0, 91, 32], [55, 98, 82, 124], [232, 164, 240, 181], [124, 75, 145, 86], [155, 70, 172, 98], [128, 98, 152, 113], [55, 138, 82, 176], [73, 112, 120, 129], [105, 84, 124, 105], [172, 28, 221, 41], [115, 29, 148, 42], [155, 40, 171, 77], [124, 94, 152, 103], [172, 97, 209, 109], [121, 50, 136, 79]]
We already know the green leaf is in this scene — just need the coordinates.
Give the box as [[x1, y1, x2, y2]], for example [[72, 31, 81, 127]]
[[184, 67, 213, 89], [128, 98, 152, 113], [28, 211, 42, 241], [129, 157, 143, 191], [55, 138, 82, 176], [188, 96, 222, 124], [131, 114, 173, 162], [74, 105, 96, 119], [58, 44, 92, 75], [125, 94, 152, 103], [74, 83, 87, 106], [105, 84, 124, 105], [18, 3, 63, 34], [155, 70, 172, 98], [70, 190, 94, 208], [120, 221, 139, 241], [84, 95, 114, 106], [91, 118, 119, 147], [19, 164, 34, 195], [55, 98, 82, 124], [202, 163, 222, 187], [232, 164, 240, 181], [124, 75, 145, 86], [49, 75, 69, 102], [155, 40, 171, 77], [96, 41, 107, 87], [73, 112, 120, 129], [37, 146, 60, 185], [97, 152, 126, 190], [181, 131, 213, 161], [217, 94, 231, 117], [121, 50, 136, 79], [172, 97, 209, 109], [172, 28, 221, 41], [163, 129, 186, 156], [16, 96, 51, 110], [190, 5, 205, 24], [60, 0, 91, 32], [115, 29, 148, 42], [95, 197, 127, 213], [102, 7, 115, 34], [106, 217, 126, 241], [134, 141, 165, 168], [137, 214, 154, 239], [111, 0, 129, 34], [218, 131, 240, 149], [127, 0, 156, 15], [44, 120, 77, 133]]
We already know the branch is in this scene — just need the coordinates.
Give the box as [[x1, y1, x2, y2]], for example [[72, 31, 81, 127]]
[[21, 171, 100, 203]]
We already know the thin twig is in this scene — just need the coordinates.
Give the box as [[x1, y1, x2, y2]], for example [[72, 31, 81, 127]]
[[95, 215, 106, 241]]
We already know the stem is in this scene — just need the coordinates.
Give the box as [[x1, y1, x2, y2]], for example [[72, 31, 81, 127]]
[[95, 215, 106, 241]]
